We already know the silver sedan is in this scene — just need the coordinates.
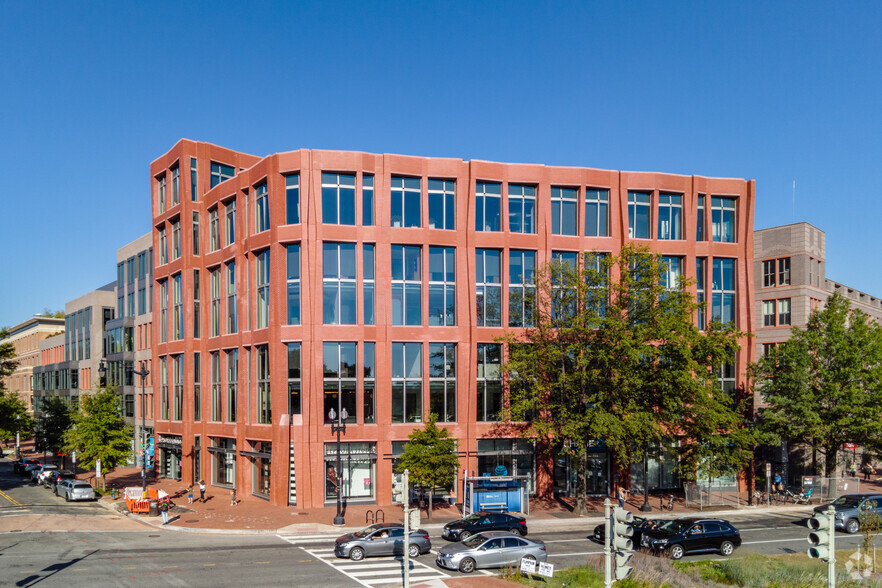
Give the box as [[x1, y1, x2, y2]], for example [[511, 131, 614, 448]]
[[334, 523, 432, 561], [435, 531, 547, 573]]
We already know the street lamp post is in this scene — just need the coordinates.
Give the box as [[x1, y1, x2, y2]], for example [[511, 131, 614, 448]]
[[15, 414, 20, 460], [132, 361, 150, 498], [640, 445, 652, 512], [329, 407, 348, 526]]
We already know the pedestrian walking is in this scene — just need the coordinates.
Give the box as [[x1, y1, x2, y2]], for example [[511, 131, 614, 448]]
[[199, 480, 206, 502], [231, 488, 237, 507], [159, 498, 170, 525], [863, 463, 875, 481], [617, 486, 628, 509], [187, 485, 194, 504]]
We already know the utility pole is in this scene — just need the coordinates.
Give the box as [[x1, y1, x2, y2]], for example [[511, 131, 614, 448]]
[[603, 498, 612, 588], [132, 361, 150, 498], [403, 468, 411, 588]]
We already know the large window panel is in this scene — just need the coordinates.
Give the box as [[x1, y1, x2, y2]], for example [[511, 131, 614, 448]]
[[428, 247, 455, 326], [628, 191, 651, 239], [509, 250, 536, 327], [322, 243, 357, 325], [476, 249, 502, 327], [392, 342, 422, 423], [712, 258, 736, 325], [475, 181, 501, 232], [429, 343, 456, 423], [287, 244, 300, 325], [391, 245, 422, 325], [551, 187, 578, 236], [658, 193, 682, 240], [711, 196, 736, 243], [428, 179, 455, 230], [391, 176, 421, 228], [477, 343, 502, 422], [323, 342, 358, 424], [508, 184, 536, 234], [322, 173, 356, 225]]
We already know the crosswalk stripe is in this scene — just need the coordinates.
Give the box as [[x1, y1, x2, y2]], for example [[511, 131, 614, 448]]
[[300, 546, 451, 587]]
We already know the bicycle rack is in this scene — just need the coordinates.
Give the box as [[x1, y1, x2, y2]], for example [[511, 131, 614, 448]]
[[365, 509, 385, 525]]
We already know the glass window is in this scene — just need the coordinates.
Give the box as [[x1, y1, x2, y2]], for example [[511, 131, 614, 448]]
[[322, 243, 357, 325], [428, 179, 455, 230], [173, 355, 183, 420], [363, 244, 375, 325], [778, 298, 791, 326], [475, 181, 501, 232], [763, 260, 776, 288], [256, 250, 270, 329], [209, 208, 219, 251], [391, 245, 421, 325], [628, 191, 651, 239], [428, 247, 456, 326], [225, 199, 236, 246], [138, 287, 146, 315], [551, 187, 578, 236], [287, 244, 301, 325], [364, 342, 375, 424], [160, 356, 168, 420], [585, 188, 609, 237], [210, 162, 235, 188], [778, 258, 791, 285], [660, 256, 682, 290], [322, 173, 356, 225], [509, 250, 536, 327], [159, 279, 168, 343], [255, 183, 269, 233], [477, 343, 502, 422], [193, 352, 201, 421], [718, 355, 736, 395], [323, 342, 357, 424], [763, 300, 776, 327], [696, 257, 707, 331], [171, 165, 180, 206], [712, 258, 736, 325], [157, 173, 166, 214], [476, 249, 502, 327], [696, 194, 706, 241], [210, 268, 220, 337], [190, 157, 198, 201], [226, 261, 237, 334], [391, 176, 421, 228], [551, 251, 578, 319], [392, 342, 422, 423], [158, 227, 168, 264], [287, 343, 301, 415], [362, 174, 374, 226], [658, 193, 683, 240], [285, 174, 300, 225], [193, 269, 201, 339], [257, 345, 271, 424], [711, 196, 736, 243], [508, 184, 536, 234], [171, 219, 181, 259], [226, 349, 237, 422], [173, 274, 183, 340], [192, 211, 200, 256], [429, 343, 456, 422]]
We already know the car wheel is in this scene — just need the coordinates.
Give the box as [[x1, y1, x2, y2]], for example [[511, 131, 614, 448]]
[[408, 544, 420, 558], [847, 519, 860, 534], [669, 544, 685, 560], [719, 541, 735, 556], [65, 492, 70, 502], [522, 555, 537, 563], [459, 532, 472, 542], [509, 527, 522, 536], [458, 557, 476, 573], [349, 547, 365, 562]]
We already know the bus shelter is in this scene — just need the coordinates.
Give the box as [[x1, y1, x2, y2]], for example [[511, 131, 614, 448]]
[[463, 476, 530, 515]]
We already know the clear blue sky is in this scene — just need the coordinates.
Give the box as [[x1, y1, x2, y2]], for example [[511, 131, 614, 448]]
[[2, 1, 881, 328]]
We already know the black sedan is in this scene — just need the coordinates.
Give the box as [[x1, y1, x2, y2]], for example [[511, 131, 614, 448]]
[[442, 512, 528, 541], [592, 515, 664, 546], [13, 458, 39, 474], [640, 517, 741, 559]]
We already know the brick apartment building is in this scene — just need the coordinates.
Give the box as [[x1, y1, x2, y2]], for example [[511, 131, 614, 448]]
[[150, 139, 756, 509], [0, 315, 65, 412]]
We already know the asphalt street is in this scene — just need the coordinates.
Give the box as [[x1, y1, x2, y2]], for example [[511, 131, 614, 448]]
[[1, 461, 867, 587]]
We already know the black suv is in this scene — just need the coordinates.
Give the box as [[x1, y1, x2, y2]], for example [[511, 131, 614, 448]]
[[14, 458, 39, 475], [640, 517, 741, 559], [442, 512, 528, 541], [44, 470, 76, 490], [593, 516, 664, 546]]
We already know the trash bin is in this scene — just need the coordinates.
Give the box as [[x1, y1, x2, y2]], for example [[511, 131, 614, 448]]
[[148, 499, 159, 517]]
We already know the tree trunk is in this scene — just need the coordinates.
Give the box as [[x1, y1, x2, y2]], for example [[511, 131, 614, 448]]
[[825, 446, 838, 478], [812, 442, 818, 477], [576, 450, 588, 516], [427, 487, 433, 520]]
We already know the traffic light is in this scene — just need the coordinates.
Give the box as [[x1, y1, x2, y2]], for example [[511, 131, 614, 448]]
[[611, 506, 635, 581], [807, 509, 835, 561]]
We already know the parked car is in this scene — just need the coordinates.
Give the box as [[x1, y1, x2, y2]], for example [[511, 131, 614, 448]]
[[441, 512, 528, 541], [640, 518, 741, 559], [56, 479, 96, 502], [13, 458, 38, 474], [44, 470, 76, 490], [34, 464, 59, 484], [436, 531, 547, 573], [334, 523, 432, 561], [23, 463, 44, 480], [593, 515, 665, 546], [813, 493, 882, 534]]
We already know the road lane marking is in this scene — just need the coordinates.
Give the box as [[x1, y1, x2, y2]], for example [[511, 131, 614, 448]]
[[203, 563, 216, 566], [300, 546, 450, 588], [549, 551, 602, 557], [255, 561, 270, 564], [0, 489, 30, 512]]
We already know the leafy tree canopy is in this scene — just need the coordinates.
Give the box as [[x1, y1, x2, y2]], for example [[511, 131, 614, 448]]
[[751, 291, 882, 476], [502, 244, 752, 513], [0, 390, 32, 439], [64, 388, 132, 473], [0, 342, 19, 391], [35, 396, 72, 455], [396, 413, 460, 518]]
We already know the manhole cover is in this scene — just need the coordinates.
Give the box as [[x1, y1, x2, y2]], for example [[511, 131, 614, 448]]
[[185, 519, 199, 523]]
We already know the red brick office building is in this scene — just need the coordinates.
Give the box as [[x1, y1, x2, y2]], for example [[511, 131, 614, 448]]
[[150, 139, 755, 509]]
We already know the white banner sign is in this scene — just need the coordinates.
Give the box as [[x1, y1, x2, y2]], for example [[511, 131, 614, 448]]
[[96, 459, 101, 478], [520, 558, 537, 574], [538, 562, 554, 578]]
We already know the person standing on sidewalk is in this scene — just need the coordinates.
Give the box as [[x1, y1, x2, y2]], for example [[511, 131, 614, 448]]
[[199, 480, 206, 502], [617, 486, 628, 509], [230, 488, 237, 506], [159, 498, 170, 525], [187, 485, 194, 504]]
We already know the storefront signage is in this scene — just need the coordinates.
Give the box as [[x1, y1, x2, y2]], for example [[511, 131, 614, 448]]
[[158, 435, 182, 446], [587, 439, 604, 449], [363, 477, 371, 489]]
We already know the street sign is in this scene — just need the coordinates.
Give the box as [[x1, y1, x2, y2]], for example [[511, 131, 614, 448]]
[[845, 443, 858, 450], [96, 459, 101, 478], [538, 562, 554, 578], [520, 557, 537, 574]]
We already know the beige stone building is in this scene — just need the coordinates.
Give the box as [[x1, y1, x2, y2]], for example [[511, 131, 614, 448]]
[[0, 316, 65, 411]]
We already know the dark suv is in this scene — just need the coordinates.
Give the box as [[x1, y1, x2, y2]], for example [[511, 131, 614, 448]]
[[640, 517, 741, 559], [14, 458, 39, 475], [442, 512, 528, 541], [813, 493, 882, 534], [44, 470, 76, 490]]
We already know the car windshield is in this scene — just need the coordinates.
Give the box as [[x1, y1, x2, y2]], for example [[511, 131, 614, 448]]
[[72, 484, 91, 489], [462, 535, 487, 548], [658, 520, 690, 534], [832, 497, 862, 508], [461, 514, 481, 523], [352, 524, 384, 538]]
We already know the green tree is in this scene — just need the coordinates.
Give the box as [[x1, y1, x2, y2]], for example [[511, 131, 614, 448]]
[[35, 396, 72, 456], [751, 291, 882, 477], [502, 244, 751, 515], [0, 340, 19, 392], [0, 390, 32, 443], [64, 389, 132, 485], [396, 413, 460, 519]]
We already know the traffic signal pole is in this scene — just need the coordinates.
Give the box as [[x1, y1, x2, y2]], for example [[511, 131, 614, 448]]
[[807, 505, 836, 588], [603, 498, 612, 588], [604, 498, 635, 585]]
